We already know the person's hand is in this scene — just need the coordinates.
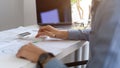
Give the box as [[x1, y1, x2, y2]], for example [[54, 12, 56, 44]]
[[36, 25, 60, 38], [36, 25, 68, 39], [16, 43, 47, 63]]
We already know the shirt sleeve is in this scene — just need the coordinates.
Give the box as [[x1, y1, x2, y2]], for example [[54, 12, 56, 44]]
[[68, 29, 90, 41], [44, 58, 67, 68]]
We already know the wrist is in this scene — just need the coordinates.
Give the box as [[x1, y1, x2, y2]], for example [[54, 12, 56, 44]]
[[37, 53, 55, 68], [55, 30, 68, 39]]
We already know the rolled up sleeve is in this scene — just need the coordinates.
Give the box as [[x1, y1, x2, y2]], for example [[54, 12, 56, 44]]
[[68, 29, 90, 41], [44, 58, 67, 68]]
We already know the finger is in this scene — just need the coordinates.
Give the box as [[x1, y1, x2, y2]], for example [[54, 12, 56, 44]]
[[35, 33, 40, 38], [36, 31, 50, 38], [37, 31, 55, 38], [39, 25, 51, 31], [16, 43, 30, 57], [36, 28, 49, 38], [36, 25, 56, 38], [16, 50, 28, 58], [39, 25, 55, 32], [16, 46, 27, 58], [16, 49, 24, 58], [16, 47, 24, 57], [43, 31, 55, 37], [35, 32, 45, 38], [17, 50, 38, 62]]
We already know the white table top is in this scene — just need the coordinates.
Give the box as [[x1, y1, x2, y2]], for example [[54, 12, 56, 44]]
[[0, 25, 87, 68]]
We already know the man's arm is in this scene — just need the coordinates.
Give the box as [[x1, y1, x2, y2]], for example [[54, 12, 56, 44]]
[[43, 58, 67, 68], [16, 43, 67, 68], [40, 29, 91, 68], [68, 29, 90, 41], [36, 25, 90, 41]]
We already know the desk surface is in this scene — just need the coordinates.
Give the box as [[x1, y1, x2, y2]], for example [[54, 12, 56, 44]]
[[0, 25, 87, 68]]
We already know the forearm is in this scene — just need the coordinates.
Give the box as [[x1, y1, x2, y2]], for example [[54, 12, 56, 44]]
[[37, 58, 67, 68], [55, 29, 90, 41], [68, 29, 90, 41], [55, 30, 68, 40], [36, 52, 67, 68]]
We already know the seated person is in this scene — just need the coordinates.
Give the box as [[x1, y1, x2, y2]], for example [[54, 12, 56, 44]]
[[16, 0, 120, 68]]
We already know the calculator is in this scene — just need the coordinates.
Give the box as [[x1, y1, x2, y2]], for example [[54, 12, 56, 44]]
[[18, 32, 31, 38]]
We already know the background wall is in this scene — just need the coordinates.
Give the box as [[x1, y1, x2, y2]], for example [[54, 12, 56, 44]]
[[23, 0, 37, 26], [0, 0, 24, 31], [0, 0, 37, 31]]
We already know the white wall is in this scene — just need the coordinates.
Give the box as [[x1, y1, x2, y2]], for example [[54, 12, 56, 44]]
[[23, 0, 37, 26], [0, 0, 37, 31], [0, 0, 24, 31]]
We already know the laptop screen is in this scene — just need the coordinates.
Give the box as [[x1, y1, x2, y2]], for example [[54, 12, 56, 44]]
[[36, 0, 72, 26], [40, 9, 60, 24]]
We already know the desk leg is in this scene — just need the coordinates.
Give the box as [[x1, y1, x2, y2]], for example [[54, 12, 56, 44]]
[[75, 42, 89, 68], [75, 48, 82, 68], [81, 43, 89, 68]]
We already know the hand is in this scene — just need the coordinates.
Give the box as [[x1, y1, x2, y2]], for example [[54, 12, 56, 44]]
[[36, 25, 68, 39], [16, 43, 47, 63]]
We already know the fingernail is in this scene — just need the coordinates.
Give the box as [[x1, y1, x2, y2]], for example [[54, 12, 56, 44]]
[[35, 35, 39, 38]]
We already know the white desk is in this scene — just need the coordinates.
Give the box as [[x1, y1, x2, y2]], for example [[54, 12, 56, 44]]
[[0, 25, 87, 68]]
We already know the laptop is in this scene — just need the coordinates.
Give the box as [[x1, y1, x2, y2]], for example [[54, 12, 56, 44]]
[[36, 0, 72, 28]]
